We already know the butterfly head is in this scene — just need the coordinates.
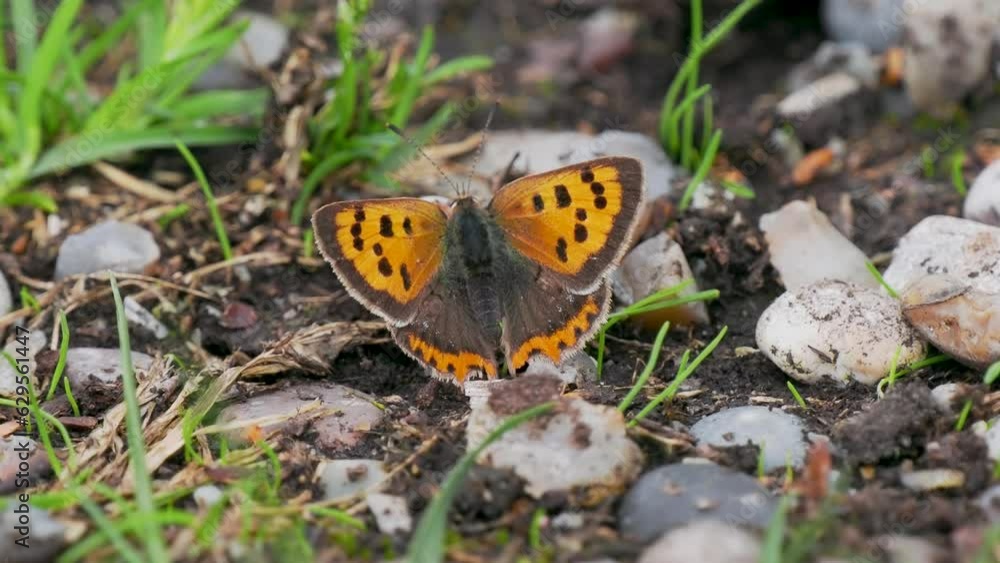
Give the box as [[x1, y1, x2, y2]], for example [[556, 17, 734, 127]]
[[451, 195, 481, 212]]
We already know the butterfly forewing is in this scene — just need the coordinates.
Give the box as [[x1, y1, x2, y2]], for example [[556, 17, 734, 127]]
[[488, 156, 644, 293], [312, 198, 447, 324]]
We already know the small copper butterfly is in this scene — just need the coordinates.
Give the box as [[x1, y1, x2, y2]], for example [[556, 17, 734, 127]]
[[312, 144, 644, 385]]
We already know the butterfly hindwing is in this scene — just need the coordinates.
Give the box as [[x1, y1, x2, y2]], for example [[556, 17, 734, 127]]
[[312, 198, 447, 325], [488, 156, 644, 293], [392, 280, 498, 383], [495, 254, 612, 370]]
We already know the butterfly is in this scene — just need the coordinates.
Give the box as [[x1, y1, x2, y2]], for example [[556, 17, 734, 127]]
[[312, 156, 644, 385]]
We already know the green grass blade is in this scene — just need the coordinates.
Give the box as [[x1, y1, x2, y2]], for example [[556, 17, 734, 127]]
[[161, 89, 268, 122], [407, 402, 555, 562], [370, 102, 455, 182], [423, 55, 494, 86], [893, 352, 951, 379], [609, 290, 721, 322], [985, 361, 1000, 385], [109, 274, 170, 563], [290, 147, 373, 225], [681, 0, 703, 168], [137, 0, 166, 69], [617, 321, 671, 413], [389, 25, 435, 130], [11, 0, 37, 72], [75, 0, 148, 74], [701, 95, 713, 157], [332, 54, 359, 144], [0, 190, 57, 212], [612, 280, 695, 319], [156, 22, 249, 109], [162, 0, 240, 62], [0, 3, 9, 120], [666, 84, 711, 156], [678, 129, 722, 212], [865, 260, 899, 299], [29, 125, 258, 179], [61, 42, 92, 115], [45, 312, 70, 401], [82, 59, 187, 133], [760, 495, 793, 563], [302, 228, 315, 259], [175, 140, 233, 260], [8, 0, 83, 193], [951, 150, 967, 196], [720, 179, 755, 199], [956, 399, 973, 431], [787, 380, 808, 410]]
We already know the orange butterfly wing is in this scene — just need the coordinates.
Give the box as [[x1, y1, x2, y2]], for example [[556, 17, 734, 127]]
[[312, 198, 447, 325], [488, 156, 644, 293]]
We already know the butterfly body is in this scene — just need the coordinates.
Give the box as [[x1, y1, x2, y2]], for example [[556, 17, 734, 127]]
[[313, 156, 644, 385], [439, 197, 508, 340]]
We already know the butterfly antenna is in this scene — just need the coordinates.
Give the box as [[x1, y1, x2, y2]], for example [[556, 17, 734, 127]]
[[387, 123, 462, 197], [465, 101, 499, 198]]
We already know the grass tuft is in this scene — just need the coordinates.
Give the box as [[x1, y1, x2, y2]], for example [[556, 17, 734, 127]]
[[627, 326, 728, 426], [1, 1, 263, 207], [290, 0, 492, 225], [658, 0, 760, 168]]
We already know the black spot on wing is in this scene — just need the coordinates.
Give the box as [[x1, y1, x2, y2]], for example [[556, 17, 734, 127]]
[[400, 263, 412, 290], [581, 169, 594, 183], [554, 185, 571, 208], [574, 224, 588, 243], [556, 237, 568, 263], [380, 215, 394, 237], [378, 257, 393, 277], [403, 217, 413, 235], [532, 194, 544, 212], [594, 196, 608, 209]]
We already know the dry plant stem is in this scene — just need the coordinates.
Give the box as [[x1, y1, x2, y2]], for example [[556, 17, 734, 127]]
[[343, 427, 452, 515], [182, 251, 292, 285], [92, 161, 179, 203], [0, 272, 217, 333]]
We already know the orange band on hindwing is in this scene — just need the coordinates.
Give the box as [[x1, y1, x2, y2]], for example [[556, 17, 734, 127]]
[[510, 294, 602, 368], [407, 334, 497, 383]]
